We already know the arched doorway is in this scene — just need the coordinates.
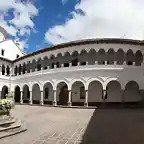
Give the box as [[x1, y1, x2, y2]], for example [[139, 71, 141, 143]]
[[88, 81, 103, 106], [14, 85, 21, 102], [32, 83, 41, 104], [71, 81, 85, 106], [43, 82, 53, 105], [23, 85, 30, 103], [1, 85, 8, 99], [57, 82, 68, 105], [124, 81, 141, 103], [106, 81, 122, 103], [126, 49, 134, 65]]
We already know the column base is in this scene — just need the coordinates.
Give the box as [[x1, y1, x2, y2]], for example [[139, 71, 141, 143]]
[[84, 102, 88, 107], [67, 102, 72, 107], [20, 100, 23, 104], [40, 101, 44, 105], [29, 100, 33, 105], [52, 101, 57, 106]]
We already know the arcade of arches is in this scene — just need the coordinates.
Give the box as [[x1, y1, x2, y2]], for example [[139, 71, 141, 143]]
[[13, 49, 143, 76], [11, 80, 144, 107]]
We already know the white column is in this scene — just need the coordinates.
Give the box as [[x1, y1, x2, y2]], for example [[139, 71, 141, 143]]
[[53, 90, 57, 106], [40, 90, 44, 105], [77, 62, 80, 66], [67, 90, 72, 106], [29, 91, 33, 104], [4, 67, 7, 75], [9, 68, 12, 93], [20, 91, 23, 104], [84, 90, 88, 107], [69, 62, 72, 67], [61, 64, 64, 67]]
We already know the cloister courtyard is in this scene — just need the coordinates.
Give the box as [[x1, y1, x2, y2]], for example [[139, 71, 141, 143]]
[[0, 105, 144, 144]]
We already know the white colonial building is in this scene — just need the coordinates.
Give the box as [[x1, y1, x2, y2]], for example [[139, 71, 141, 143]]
[[0, 26, 144, 107]]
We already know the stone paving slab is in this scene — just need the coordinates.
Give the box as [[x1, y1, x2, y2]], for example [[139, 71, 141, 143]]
[[0, 105, 143, 144]]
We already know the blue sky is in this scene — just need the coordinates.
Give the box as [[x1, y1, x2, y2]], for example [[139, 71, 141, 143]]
[[1, 0, 144, 53], [0, 0, 79, 52], [28, 0, 78, 52]]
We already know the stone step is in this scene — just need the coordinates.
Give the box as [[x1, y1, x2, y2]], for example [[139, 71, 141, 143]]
[[0, 126, 27, 139], [0, 120, 21, 132], [0, 118, 16, 126]]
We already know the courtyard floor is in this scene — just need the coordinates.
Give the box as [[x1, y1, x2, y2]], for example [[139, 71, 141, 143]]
[[0, 105, 144, 144]]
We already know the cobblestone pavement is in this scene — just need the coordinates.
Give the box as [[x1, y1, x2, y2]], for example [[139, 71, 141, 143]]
[[0, 105, 144, 144]]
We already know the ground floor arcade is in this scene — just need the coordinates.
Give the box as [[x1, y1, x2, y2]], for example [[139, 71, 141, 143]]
[[6, 80, 144, 107]]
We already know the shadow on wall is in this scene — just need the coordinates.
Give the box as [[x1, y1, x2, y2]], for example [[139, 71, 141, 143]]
[[81, 109, 144, 144]]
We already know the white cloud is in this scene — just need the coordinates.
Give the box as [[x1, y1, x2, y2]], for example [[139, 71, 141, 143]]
[[0, 0, 38, 50], [45, 0, 144, 44], [15, 37, 29, 50], [61, 0, 68, 5]]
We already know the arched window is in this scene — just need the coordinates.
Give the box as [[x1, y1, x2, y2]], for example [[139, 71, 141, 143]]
[[18, 64, 22, 75], [14, 66, 18, 76], [2, 65, 5, 75], [6, 66, 10, 75], [22, 63, 26, 74], [37, 58, 41, 71], [71, 51, 79, 66]]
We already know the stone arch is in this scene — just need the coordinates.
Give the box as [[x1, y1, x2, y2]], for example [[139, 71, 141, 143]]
[[86, 78, 104, 90], [14, 66, 18, 75], [14, 85, 21, 102], [6, 66, 10, 75], [32, 83, 41, 104], [116, 49, 125, 65], [26, 61, 31, 73], [56, 53, 62, 67], [49, 54, 55, 69], [43, 81, 54, 105], [22, 63, 26, 74], [88, 49, 96, 65], [71, 51, 79, 66], [1, 85, 8, 99], [31, 59, 36, 72], [79, 49, 88, 65], [70, 79, 86, 106], [42, 56, 48, 69], [88, 80, 103, 106], [98, 48, 106, 64], [63, 52, 71, 67], [2, 64, 5, 75], [22, 84, 30, 103], [124, 81, 141, 102], [56, 82, 69, 105], [106, 48, 115, 64], [126, 49, 134, 65], [106, 81, 122, 102], [135, 50, 143, 66], [37, 58, 42, 71]]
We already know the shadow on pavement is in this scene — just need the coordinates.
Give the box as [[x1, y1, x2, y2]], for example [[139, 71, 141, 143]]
[[81, 107, 144, 144]]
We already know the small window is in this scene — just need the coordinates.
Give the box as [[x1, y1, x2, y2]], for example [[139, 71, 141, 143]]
[[16, 54, 19, 58], [1, 49, 4, 56]]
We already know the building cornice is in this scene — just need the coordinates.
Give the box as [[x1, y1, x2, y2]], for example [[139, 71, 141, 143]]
[[1, 38, 144, 64]]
